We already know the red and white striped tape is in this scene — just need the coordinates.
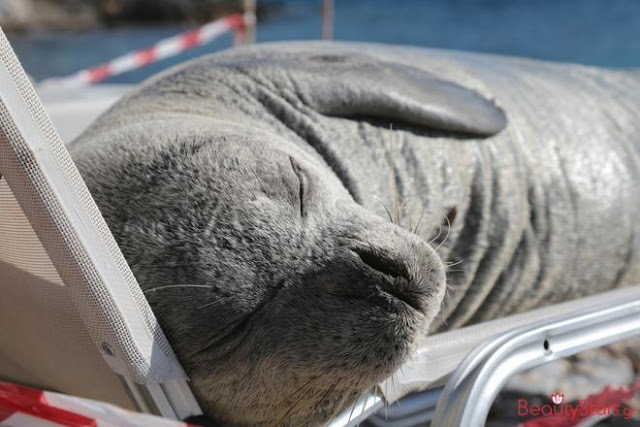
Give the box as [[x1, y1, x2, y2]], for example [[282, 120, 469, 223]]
[[40, 13, 253, 88], [0, 381, 194, 426]]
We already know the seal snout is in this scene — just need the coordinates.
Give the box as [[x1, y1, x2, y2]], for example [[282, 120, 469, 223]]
[[342, 221, 446, 320], [351, 246, 425, 313], [352, 246, 409, 280]]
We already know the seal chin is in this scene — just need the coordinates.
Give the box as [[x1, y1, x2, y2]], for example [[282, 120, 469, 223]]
[[285, 234, 446, 426], [176, 192, 446, 426], [221, 227, 447, 426]]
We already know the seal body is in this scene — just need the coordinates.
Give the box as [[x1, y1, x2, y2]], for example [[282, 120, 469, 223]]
[[69, 42, 640, 425]]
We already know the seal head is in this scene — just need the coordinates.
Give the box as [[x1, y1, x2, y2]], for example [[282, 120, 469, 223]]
[[70, 45, 512, 425], [74, 119, 446, 425]]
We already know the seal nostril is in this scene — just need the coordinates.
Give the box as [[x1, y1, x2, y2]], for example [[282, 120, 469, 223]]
[[351, 247, 426, 312], [352, 247, 409, 280]]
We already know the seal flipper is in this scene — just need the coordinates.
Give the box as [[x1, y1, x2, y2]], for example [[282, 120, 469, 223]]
[[293, 54, 507, 137]]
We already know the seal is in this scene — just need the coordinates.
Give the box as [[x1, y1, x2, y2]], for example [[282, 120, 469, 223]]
[[69, 42, 640, 425]]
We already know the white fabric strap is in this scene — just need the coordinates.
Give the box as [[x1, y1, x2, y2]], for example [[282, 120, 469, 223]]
[[0, 28, 186, 384]]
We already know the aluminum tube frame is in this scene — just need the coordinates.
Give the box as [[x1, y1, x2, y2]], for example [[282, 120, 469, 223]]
[[119, 377, 202, 420], [432, 288, 640, 426]]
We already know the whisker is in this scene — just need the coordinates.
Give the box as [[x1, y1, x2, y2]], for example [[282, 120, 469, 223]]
[[384, 378, 389, 411], [412, 209, 426, 235], [197, 297, 231, 310], [387, 126, 404, 228], [440, 303, 449, 326], [317, 380, 338, 408], [323, 380, 347, 425], [381, 203, 394, 224], [384, 394, 389, 420], [390, 374, 398, 408], [434, 214, 452, 252], [423, 211, 443, 241], [446, 259, 464, 268], [346, 377, 372, 426], [428, 225, 442, 245], [358, 392, 371, 427], [300, 386, 328, 426], [347, 388, 363, 425], [314, 381, 339, 426], [281, 375, 319, 404], [276, 376, 321, 426], [143, 284, 212, 294]]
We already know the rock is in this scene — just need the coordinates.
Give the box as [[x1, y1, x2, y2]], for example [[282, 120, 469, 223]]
[[0, 0, 97, 32], [0, 0, 33, 29], [1, 0, 285, 31], [97, 0, 239, 25]]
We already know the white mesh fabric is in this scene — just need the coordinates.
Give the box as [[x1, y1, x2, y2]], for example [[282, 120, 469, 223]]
[[0, 177, 135, 409], [0, 175, 63, 283], [0, 29, 186, 385]]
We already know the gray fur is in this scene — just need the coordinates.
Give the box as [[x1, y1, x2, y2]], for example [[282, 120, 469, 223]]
[[69, 42, 640, 425]]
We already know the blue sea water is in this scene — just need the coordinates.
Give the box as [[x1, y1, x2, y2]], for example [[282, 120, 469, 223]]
[[8, 0, 640, 84]]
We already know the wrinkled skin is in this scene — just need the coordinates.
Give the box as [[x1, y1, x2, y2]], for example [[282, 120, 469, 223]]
[[70, 42, 640, 425], [71, 119, 446, 425]]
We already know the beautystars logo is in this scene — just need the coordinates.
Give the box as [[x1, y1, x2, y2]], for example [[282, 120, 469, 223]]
[[518, 383, 640, 425]]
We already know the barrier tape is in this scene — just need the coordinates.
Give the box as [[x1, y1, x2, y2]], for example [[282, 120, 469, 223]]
[[0, 381, 194, 426], [39, 13, 253, 88]]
